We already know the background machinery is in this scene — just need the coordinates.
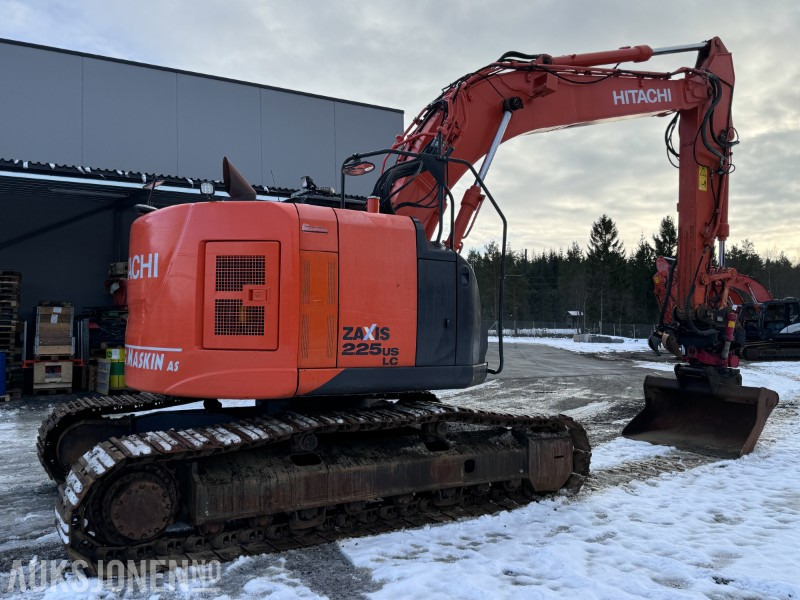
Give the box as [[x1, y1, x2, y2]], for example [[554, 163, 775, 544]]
[[38, 37, 776, 570], [739, 298, 800, 359], [653, 255, 800, 360]]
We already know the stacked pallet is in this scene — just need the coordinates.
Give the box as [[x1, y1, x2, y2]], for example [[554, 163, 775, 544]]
[[0, 271, 23, 400], [33, 301, 74, 393]]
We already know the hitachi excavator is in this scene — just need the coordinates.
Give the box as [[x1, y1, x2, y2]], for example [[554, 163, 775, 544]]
[[38, 36, 777, 571]]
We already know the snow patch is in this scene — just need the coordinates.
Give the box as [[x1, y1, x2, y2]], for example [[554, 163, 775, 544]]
[[210, 426, 242, 446], [590, 436, 676, 471], [179, 429, 209, 448], [120, 436, 152, 457], [562, 400, 611, 420], [336, 362, 800, 600], [82, 445, 115, 476], [142, 430, 180, 452], [64, 471, 82, 495]]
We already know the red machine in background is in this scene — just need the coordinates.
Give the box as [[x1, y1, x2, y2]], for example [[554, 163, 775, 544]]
[[650, 256, 774, 357], [38, 37, 777, 571], [653, 256, 800, 361]]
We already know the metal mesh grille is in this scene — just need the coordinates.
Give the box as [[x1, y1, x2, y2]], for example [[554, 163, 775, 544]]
[[301, 259, 311, 304], [215, 299, 265, 336], [327, 315, 337, 358], [216, 255, 266, 292], [327, 260, 337, 305], [300, 314, 310, 358]]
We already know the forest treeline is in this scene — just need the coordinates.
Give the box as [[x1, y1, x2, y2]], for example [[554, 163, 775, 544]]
[[466, 215, 800, 325]]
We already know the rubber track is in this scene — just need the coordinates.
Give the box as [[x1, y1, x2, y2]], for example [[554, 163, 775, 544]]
[[37, 393, 200, 482], [47, 395, 590, 571]]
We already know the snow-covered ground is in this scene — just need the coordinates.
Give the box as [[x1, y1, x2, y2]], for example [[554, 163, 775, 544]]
[[344, 344, 799, 600], [492, 333, 652, 354], [342, 372, 799, 600], [8, 341, 800, 599]]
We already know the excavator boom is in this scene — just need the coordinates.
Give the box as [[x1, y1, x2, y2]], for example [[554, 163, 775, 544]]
[[364, 36, 777, 456]]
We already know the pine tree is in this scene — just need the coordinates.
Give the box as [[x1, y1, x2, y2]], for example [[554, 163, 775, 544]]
[[629, 235, 658, 323], [463, 229, 800, 334], [559, 242, 586, 328], [652, 216, 678, 258], [726, 239, 764, 278], [586, 215, 627, 327]]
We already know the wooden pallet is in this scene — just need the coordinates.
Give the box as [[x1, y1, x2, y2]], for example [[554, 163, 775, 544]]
[[37, 300, 72, 307], [31, 387, 73, 396]]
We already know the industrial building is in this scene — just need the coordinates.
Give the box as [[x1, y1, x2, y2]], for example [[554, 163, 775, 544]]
[[0, 37, 402, 395]]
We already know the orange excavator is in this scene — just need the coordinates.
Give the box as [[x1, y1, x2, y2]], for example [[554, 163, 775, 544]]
[[38, 37, 776, 570]]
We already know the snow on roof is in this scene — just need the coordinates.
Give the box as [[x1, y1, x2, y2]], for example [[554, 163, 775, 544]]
[[0, 156, 285, 197], [0, 156, 368, 205]]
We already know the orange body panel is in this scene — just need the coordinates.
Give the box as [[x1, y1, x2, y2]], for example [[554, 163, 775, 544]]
[[126, 200, 421, 399], [335, 210, 418, 368], [126, 202, 301, 399], [296, 368, 343, 396], [297, 204, 339, 252], [298, 250, 338, 369]]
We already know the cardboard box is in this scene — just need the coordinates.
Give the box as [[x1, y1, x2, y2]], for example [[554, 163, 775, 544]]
[[33, 360, 73, 391], [35, 304, 74, 357]]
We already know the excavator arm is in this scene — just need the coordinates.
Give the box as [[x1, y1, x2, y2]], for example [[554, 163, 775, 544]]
[[386, 39, 732, 254], [355, 37, 777, 456], [371, 38, 739, 362]]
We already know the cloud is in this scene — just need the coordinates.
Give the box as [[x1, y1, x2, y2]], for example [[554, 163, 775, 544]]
[[1, 0, 798, 259]]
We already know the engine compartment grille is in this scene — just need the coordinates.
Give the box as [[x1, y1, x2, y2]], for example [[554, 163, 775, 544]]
[[204, 242, 280, 350], [215, 255, 266, 292], [214, 299, 265, 336]]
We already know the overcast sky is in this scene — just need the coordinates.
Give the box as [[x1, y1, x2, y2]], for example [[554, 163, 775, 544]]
[[2, 1, 798, 259]]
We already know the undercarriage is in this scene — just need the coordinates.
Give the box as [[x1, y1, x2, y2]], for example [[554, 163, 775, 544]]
[[38, 393, 590, 572]]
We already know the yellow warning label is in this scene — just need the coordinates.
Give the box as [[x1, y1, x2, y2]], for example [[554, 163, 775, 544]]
[[698, 166, 708, 192]]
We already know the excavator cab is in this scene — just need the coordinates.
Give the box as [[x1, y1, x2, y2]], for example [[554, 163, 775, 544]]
[[623, 364, 778, 458]]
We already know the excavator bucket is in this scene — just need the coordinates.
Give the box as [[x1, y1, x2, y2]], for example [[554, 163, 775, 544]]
[[622, 366, 778, 458]]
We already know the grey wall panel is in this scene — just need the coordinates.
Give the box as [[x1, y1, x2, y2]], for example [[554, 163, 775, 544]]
[[334, 102, 402, 196], [1, 39, 403, 190], [177, 75, 262, 182], [261, 90, 335, 191], [82, 59, 178, 175], [0, 44, 83, 165]]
